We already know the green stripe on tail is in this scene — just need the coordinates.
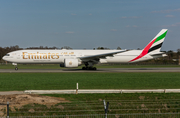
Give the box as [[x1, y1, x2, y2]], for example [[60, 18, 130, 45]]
[[154, 30, 168, 44]]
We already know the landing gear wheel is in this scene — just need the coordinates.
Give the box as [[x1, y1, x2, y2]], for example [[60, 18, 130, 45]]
[[82, 66, 97, 70], [15, 67, 18, 70]]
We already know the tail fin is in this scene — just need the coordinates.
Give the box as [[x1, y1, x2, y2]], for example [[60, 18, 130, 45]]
[[144, 29, 168, 54], [129, 29, 168, 62]]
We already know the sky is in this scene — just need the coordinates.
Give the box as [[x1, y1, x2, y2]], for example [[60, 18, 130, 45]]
[[0, 0, 180, 51]]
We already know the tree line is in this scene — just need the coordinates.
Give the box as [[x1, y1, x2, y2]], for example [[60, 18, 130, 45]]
[[0, 45, 179, 64]]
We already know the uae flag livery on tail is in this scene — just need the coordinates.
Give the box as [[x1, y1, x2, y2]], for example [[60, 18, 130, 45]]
[[130, 29, 168, 62]]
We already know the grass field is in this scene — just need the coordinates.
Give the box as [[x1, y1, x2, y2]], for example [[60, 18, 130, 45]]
[[9, 93, 180, 116], [45, 93, 180, 115], [0, 71, 179, 116], [0, 72, 180, 91], [1, 64, 180, 116], [0, 63, 179, 69]]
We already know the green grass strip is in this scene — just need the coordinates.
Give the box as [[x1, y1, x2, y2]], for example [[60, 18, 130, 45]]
[[0, 72, 180, 91]]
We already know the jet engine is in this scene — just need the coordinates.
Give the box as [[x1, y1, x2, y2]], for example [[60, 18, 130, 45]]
[[64, 59, 79, 68]]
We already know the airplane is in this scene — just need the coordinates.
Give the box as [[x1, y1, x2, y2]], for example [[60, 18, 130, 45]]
[[3, 29, 168, 70]]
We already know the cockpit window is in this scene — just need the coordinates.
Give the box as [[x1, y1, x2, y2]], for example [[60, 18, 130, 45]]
[[5, 54, 10, 56]]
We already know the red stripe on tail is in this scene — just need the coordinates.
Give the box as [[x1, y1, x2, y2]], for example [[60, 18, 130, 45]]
[[129, 38, 156, 62]]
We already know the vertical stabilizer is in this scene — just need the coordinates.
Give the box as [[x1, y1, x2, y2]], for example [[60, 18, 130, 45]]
[[129, 29, 168, 62], [146, 29, 168, 54]]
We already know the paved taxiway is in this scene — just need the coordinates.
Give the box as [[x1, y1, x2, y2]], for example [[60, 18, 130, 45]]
[[0, 67, 180, 73]]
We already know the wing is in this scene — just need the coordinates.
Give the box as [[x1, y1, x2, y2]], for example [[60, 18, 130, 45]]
[[79, 50, 126, 62]]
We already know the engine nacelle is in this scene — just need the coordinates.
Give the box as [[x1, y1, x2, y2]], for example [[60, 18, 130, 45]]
[[64, 59, 79, 68]]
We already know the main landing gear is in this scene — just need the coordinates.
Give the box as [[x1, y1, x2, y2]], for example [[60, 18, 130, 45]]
[[82, 62, 97, 70], [82, 66, 97, 70]]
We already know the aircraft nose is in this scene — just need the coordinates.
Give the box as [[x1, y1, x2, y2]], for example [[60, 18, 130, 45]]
[[2, 56, 7, 61], [2, 56, 5, 60]]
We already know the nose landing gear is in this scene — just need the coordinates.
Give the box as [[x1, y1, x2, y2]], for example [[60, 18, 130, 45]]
[[12, 63, 18, 71], [15, 67, 18, 70]]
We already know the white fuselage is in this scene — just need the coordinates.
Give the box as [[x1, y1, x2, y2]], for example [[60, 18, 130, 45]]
[[3, 49, 154, 64], [2, 29, 168, 70]]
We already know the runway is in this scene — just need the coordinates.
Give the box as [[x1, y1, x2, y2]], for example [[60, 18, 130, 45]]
[[0, 67, 180, 73]]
